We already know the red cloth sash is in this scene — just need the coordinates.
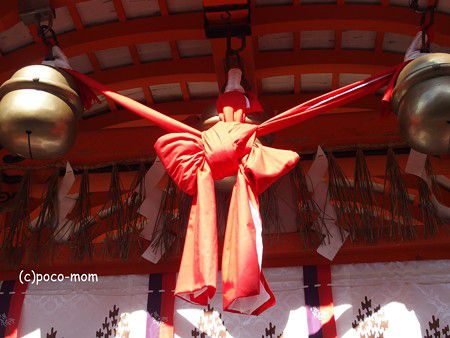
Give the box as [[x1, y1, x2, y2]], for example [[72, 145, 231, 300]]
[[155, 121, 298, 314], [257, 64, 404, 136], [66, 63, 404, 315]]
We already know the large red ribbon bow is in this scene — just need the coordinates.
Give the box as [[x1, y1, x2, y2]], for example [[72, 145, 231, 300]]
[[155, 120, 298, 314], [65, 63, 403, 315]]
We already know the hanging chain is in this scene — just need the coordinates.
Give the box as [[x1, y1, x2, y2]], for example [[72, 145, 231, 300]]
[[37, 14, 59, 61], [221, 11, 251, 91], [409, 0, 438, 53], [419, 6, 435, 52], [222, 9, 246, 71], [225, 35, 246, 70]]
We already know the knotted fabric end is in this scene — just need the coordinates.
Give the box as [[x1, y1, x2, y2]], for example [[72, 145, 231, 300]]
[[64, 68, 101, 111]]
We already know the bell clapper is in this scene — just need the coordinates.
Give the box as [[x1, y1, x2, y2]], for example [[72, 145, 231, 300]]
[[25, 130, 33, 159]]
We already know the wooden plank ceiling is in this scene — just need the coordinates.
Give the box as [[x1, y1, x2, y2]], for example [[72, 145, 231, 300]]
[[0, 0, 449, 167], [0, 0, 450, 276]]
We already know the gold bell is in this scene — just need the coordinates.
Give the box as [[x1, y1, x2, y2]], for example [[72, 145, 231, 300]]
[[392, 53, 450, 155], [0, 64, 83, 159]]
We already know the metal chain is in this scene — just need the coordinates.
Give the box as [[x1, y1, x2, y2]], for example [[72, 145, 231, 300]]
[[409, 0, 438, 53], [420, 6, 435, 52], [37, 24, 59, 60]]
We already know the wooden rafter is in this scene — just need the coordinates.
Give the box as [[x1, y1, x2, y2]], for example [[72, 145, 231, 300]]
[[89, 57, 216, 91], [1, 5, 449, 79], [0, 50, 404, 93], [77, 94, 385, 131], [0, 111, 410, 167], [0, 0, 449, 279], [254, 50, 403, 78], [252, 5, 449, 40], [1, 229, 450, 280]]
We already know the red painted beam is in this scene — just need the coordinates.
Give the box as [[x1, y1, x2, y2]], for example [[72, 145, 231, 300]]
[[0, 13, 205, 80], [253, 5, 450, 45], [77, 94, 382, 132], [1, 5, 449, 81], [88, 57, 216, 91], [254, 50, 403, 78], [1, 228, 449, 280]]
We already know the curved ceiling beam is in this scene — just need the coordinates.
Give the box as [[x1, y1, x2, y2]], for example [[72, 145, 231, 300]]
[[79, 99, 216, 131], [0, 12, 205, 79], [0, 123, 403, 171], [253, 5, 450, 45], [273, 110, 404, 152], [85, 50, 403, 91], [1, 49, 399, 89], [78, 94, 383, 131], [0, 0, 182, 30], [60, 13, 205, 55], [0, 126, 163, 167], [0, 109, 402, 166], [2, 2, 449, 39], [1, 5, 449, 79], [89, 56, 216, 91], [254, 49, 403, 78]]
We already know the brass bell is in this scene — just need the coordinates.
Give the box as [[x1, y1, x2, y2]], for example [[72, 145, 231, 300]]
[[0, 64, 83, 159], [392, 53, 450, 155]]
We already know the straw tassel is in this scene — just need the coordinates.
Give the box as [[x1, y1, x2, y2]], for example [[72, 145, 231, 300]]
[[327, 153, 358, 240], [70, 169, 93, 260], [122, 163, 147, 258], [354, 149, 380, 242], [290, 164, 327, 247], [418, 157, 443, 238], [101, 165, 127, 259], [150, 178, 191, 257], [384, 148, 415, 240], [2, 170, 31, 267], [260, 183, 281, 235], [28, 169, 60, 262]]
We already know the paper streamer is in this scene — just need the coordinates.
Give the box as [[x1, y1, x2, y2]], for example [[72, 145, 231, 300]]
[[404, 31, 429, 62], [41, 46, 72, 69], [139, 158, 168, 263], [52, 163, 78, 242], [405, 149, 450, 221], [307, 147, 348, 260]]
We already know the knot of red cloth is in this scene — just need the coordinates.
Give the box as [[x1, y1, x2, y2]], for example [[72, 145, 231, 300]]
[[155, 121, 299, 315], [202, 121, 255, 180]]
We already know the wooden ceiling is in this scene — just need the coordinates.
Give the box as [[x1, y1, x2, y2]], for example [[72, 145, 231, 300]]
[[0, 0, 450, 277], [0, 0, 449, 167]]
